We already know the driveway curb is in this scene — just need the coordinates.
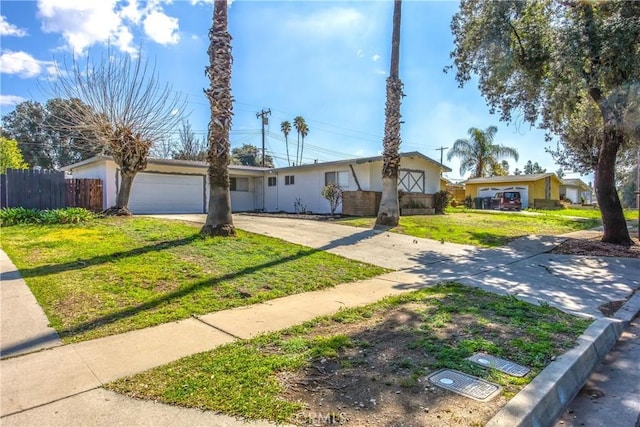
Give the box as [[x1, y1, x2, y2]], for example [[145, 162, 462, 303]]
[[486, 291, 640, 427]]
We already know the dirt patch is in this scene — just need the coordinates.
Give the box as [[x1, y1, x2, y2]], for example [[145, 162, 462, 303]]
[[551, 236, 640, 259], [277, 300, 578, 427]]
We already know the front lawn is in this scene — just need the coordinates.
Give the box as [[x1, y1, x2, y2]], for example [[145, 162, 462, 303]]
[[108, 284, 591, 426], [0, 217, 387, 342], [338, 211, 599, 247], [527, 206, 638, 221]]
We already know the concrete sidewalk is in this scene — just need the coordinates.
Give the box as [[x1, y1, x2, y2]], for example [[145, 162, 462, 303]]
[[1, 216, 639, 426], [0, 250, 61, 358]]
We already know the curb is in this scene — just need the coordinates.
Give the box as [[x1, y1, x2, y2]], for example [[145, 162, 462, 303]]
[[486, 291, 640, 427]]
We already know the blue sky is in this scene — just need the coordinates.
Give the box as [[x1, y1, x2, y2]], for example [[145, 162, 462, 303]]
[[0, 0, 583, 181]]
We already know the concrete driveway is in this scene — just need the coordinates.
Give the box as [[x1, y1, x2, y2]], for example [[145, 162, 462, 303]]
[[150, 214, 640, 319]]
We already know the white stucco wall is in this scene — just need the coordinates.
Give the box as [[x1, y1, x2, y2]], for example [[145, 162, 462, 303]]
[[66, 159, 116, 210]]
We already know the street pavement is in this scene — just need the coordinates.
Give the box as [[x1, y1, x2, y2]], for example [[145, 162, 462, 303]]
[[1, 214, 639, 426]]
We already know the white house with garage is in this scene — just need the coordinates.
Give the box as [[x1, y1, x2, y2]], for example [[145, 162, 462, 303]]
[[62, 151, 449, 215]]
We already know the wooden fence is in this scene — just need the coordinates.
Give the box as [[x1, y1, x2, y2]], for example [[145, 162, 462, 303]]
[[1, 169, 103, 212], [66, 178, 103, 212]]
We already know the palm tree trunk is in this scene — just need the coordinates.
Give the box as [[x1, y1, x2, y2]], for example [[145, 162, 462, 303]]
[[375, 0, 403, 229], [285, 136, 290, 166], [202, 0, 235, 237]]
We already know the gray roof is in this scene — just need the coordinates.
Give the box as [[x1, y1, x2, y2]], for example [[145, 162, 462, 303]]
[[561, 178, 590, 189], [63, 151, 451, 174], [272, 151, 451, 173]]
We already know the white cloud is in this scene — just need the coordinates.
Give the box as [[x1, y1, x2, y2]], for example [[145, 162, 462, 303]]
[[371, 54, 380, 61], [36, 0, 180, 54], [38, 0, 132, 53], [119, 0, 142, 24], [0, 94, 27, 107], [0, 50, 54, 78], [356, 49, 364, 58], [0, 15, 27, 37], [143, 10, 179, 45]]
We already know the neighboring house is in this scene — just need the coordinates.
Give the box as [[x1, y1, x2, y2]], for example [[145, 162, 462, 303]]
[[463, 173, 561, 209], [62, 151, 450, 215], [560, 178, 592, 204], [442, 178, 465, 202]]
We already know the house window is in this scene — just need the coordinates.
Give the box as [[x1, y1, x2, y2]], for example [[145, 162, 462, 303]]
[[268, 176, 277, 187], [324, 171, 349, 187], [285, 175, 295, 185], [230, 177, 249, 191]]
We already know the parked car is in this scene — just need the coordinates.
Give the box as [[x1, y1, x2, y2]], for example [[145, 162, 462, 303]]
[[491, 191, 522, 210]]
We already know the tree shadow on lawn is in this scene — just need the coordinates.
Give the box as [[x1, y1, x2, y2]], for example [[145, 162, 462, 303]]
[[55, 245, 323, 339], [2, 232, 330, 341], [4, 235, 202, 280]]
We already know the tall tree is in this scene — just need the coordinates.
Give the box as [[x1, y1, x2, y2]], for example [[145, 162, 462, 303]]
[[523, 160, 546, 174], [1, 99, 98, 169], [448, 0, 639, 244], [0, 137, 28, 173], [1, 101, 50, 168], [280, 120, 292, 166], [47, 48, 185, 215], [293, 116, 306, 166], [556, 168, 565, 179], [489, 159, 510, 176], [231, 144, 274, 167], [173, 120, 207, 161], [375, 0, 404, 229], [201, 0, 235, 237], [447, 126, 519, 178], [299, 121, 309, 164]]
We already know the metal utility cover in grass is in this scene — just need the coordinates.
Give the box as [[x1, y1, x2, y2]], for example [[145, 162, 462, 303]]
[[467, 353, 530, 377], [427, 369, 501, 401]]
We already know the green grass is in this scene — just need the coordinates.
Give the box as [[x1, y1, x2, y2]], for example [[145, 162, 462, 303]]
[[107, 284, 591, 423], [0, 217, 387, 342], [526, 206, 638, 221], [338, 210, 600, 247]]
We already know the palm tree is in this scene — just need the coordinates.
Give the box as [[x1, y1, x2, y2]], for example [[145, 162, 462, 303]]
[[375, 0, 403, 229], [299, 121, 309, 164], [280, 120, 291, 166], [293, 115, 305, 166], [447, 126, 519, 178], [201, 0, 235, 237]]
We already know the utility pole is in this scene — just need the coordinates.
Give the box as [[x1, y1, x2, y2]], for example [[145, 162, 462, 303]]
[[436, 146, 448, 175], [256, 108, 271, 167]]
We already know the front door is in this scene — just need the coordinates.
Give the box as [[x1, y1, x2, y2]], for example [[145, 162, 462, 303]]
[[254, 177, 264, 211]]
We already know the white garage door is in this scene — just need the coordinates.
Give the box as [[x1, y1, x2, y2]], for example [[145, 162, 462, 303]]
[[477, 185, 529, 208], [129, 173, 205, 214]]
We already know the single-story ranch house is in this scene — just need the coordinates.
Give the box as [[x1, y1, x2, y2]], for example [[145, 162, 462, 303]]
[[63, 152, 450, 215], [560, 178, 592, 204], [463, 173, 561, 209]]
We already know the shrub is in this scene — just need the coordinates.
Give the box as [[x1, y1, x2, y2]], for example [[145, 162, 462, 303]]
[[464, 196, 473, 209], [321, 184, 343, 215], [433, 190, 451, 214], [0, 207, 96, 226], [0, 207, 41, 226]]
